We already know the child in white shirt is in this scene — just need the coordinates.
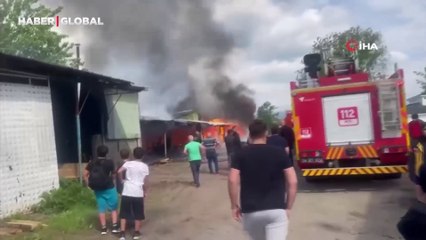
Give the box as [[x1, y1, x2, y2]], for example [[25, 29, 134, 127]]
[[118, 147, 149, 240]]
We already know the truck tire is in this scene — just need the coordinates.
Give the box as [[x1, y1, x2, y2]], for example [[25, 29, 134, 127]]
[[375, 173, 402, 180], [305, 177, 317, 183], [387, 173, 402, 179]]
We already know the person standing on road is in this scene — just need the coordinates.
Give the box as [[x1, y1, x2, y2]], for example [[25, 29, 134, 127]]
[[226, 127, 243, 168], [117, 147, 149, 240], [279, 124, 295, 165], [194, 131, 203, 143], [184, 135, 205, 187], [409, 114, 425, 183], [411, 126, 426, 182], [267, 124, 289, 155], [409, 114, 424, 148], [397, 164, 426, 239], [225, 130, 234, 168], [202, 132, 220, 174], [84, 145, 120, 235], [228, 119, 298, 240], [231, 126, 243, 151]]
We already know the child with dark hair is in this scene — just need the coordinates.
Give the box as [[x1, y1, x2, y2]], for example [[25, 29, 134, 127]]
[[84, 145, 119, 235], [116, 148, 130, 195], [117, 147, 150, 240], [397, 164, 426, 239]]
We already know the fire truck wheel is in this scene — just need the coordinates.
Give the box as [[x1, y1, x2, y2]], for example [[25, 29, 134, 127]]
[[374, 173, 402, 180], [304, 177, 318, 183]]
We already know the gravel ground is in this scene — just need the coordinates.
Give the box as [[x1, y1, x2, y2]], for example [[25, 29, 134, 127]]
[[75, 157, 414, 240]]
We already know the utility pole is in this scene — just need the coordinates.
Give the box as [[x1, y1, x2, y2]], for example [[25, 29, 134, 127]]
[[75, 43, 81, 70], [75, 43, 83, 184]]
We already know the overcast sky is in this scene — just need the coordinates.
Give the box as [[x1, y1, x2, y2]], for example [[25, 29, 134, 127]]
[[48, 0, 426, 116]]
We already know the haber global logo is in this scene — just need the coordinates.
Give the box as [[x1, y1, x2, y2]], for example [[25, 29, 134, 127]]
[[18, 17, 104, 27], [345, 39, 378, 52]]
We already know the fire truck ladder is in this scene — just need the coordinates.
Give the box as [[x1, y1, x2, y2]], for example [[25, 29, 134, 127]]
[[377, 81, 401, 134]]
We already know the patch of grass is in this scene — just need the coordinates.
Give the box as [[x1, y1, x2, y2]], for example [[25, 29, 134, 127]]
[[47, 204, 96, 233], [33, 179, 96, 214], [4, 179, 98, 240]]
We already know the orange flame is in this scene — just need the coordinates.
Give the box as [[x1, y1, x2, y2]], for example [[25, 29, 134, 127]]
[[203, 118, 247, 141]]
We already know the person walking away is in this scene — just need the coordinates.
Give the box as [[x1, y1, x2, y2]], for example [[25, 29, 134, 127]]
[[203, 132, 220, 174], [184, 135, 205, 187], [227, 127, 243, 167], [194, 131, 203, 143], [397, 164, 426, 239], [117, 147, 149, 240], [409, 114, 425, 183], [231, 127, 243, 151], [280, 124, 295, 165], [84, 145, 120, 235], [116, 148, 130, 196], [225, 130, 234, 168], [228, 119, 298, 240], [267, 124, 289, 155]]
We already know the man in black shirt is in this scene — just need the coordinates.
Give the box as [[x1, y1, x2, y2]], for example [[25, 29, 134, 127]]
[[267, 125, 289, 155], [398, 164, 426, 239], [228, 119, 298, 240], [225, 129, 242, 168], [280, 124, 295, 165], [194, 131, 202, 143]]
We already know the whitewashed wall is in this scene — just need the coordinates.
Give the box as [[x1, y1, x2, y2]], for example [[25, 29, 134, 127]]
[[0, 82, 59, 218]]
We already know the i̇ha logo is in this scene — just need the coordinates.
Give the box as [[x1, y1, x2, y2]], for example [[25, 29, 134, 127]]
[[18, 16, 104, 26], [345, 39, 378, 52]]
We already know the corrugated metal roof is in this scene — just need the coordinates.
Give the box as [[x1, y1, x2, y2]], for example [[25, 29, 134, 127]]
[[0, 52, 146, 92], [407, 103, 426, 114], [140, 116, 233, 127]]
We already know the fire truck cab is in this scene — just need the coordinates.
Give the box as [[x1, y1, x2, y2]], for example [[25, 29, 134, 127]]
[[290, 53, 409, 180]]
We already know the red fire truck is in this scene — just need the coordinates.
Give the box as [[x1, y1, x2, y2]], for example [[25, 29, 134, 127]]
[[290, 53, 409, 180]]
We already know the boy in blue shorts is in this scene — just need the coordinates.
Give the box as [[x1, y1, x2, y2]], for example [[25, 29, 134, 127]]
[[85, 145, 120, 235]]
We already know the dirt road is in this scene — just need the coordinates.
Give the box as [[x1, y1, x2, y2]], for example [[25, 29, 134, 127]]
[[134, 160, 413, 240]]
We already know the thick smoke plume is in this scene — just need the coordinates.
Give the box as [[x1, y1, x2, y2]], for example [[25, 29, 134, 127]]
[[58, 0, 256, 124]]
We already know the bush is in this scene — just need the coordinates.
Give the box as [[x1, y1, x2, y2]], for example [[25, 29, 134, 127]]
[[33, 179, 96, 214]]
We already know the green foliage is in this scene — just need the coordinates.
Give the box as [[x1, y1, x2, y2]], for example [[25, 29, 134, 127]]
[[313, 26, 388, 73], [256, 101, 280, 130], [33, 179, 96, 214], [10, 205, 95, 239], [47, 204, 96, 233], [5, 180, 97, 240], [0, 0, 80, 66], [415, 67, 426, 94]]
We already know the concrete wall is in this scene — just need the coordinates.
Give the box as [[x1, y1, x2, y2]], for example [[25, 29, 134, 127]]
[[0, 82, 59, 218]]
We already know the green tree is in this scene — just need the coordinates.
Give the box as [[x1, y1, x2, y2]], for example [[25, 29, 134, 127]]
[[313, 26, 387, 73], [256, 101, 280, 130], [415, 67, 426, 94], [0, 0, 80, 67]]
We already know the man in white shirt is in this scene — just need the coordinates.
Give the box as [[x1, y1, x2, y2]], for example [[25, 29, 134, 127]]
[[117, 147, 150, 240]]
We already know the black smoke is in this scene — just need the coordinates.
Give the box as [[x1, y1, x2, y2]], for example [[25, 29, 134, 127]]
[[57, 0, 256, 123]]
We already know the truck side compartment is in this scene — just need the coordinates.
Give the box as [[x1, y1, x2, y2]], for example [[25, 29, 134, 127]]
[[291, 70, 409, 177]]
